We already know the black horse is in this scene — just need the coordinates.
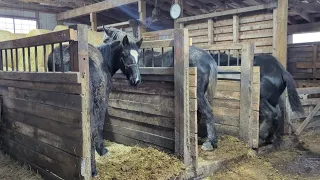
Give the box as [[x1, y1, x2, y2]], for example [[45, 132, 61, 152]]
[[48, 34, 143, 177], [210, 53, 303, 146]]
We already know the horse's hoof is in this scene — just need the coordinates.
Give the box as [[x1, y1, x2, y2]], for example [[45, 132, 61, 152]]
[[97, 147, 109, 156], [92, 170, 98, 177], [201, 141, 216, 151], [101, 147, 108, 156]]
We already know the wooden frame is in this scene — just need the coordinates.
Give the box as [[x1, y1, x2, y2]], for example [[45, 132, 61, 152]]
[[0, 24, 91, 180]]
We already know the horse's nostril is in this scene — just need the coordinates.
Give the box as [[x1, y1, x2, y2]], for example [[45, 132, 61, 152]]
[[137, 80, 141, 84]]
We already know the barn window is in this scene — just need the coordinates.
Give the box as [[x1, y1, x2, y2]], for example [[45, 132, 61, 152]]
[[0, 17, 37, 34], [292, 32, 320, 44]]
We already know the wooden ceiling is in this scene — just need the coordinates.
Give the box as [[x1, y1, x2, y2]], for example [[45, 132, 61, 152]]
[[1, 0, 320, 27]]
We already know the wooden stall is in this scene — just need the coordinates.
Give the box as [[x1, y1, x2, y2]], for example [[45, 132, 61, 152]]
[[0, 25, 91, 180], [175, 3, 277, 54], [288, 87, 320, 135], [287, 42, 320, 88]]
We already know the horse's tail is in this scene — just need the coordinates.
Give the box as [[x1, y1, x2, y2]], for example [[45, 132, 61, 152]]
[[283, 71, 304, 114], [206, 61, 218, 106]]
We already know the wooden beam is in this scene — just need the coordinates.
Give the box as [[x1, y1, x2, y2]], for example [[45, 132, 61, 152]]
[[288, 22, 320, 34], [176, 3, 277, 23], [273, 0, 288, 67], [174, 0, 184, 29], [90, 12, 97, 31], [294, 8, 312, 22], [57, 0, 139, 21], [233, 15, 239, 43], [208, 19, 213, 44], [139, 0, 146, 34], [0, 1, 68, 13], [289, 0, 320, 12]]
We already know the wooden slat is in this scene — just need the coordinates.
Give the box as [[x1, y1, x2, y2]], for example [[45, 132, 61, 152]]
[[0, 29, 77, 49], [213, 99, 240, 109], [103, 131, 172, 153], [0, 71, 80, 83], [2, 118, 82, 157], [0, 79, 81, 95], [176, 3, 277, 23], [106, 116, 174, 139], [233, 15, 240, 43], [2, 97, 81, 127], [208, 19, 213, 45], [109, 99, 173, 117], [0, 136, 80, 179], [197, 43, 243, 50], [104, 124, 174, 150], [215, 91, 240, 100], [3, 108, 82, 141], [215, 124, 239, 136], [108, 107, 174, 129], [141, 40, 174, 48], [296, 102, 320, 135], [0, 87, 81, 111], [0, 128, 80, 167], [297, 87, 320, 94]]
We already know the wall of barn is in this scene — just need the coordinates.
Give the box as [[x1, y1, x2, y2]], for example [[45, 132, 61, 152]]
[[184, 10, 273, 54], [0, 8, 57, 30]]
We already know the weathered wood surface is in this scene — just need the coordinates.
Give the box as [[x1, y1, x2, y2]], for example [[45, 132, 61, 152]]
[[185, 12, 274, 54], [287, 42, 320, 80], [0, 29, 77, 49], [0, 25, 90, 180], [105, 67, 196, 154]]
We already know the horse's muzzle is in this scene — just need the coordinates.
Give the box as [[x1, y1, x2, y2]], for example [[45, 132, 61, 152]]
[[130, 78, 141, 86]]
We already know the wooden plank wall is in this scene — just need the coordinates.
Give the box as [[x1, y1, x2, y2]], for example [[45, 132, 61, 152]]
[[104, 68, 196, 153], [287, 42, 320, 86], [0, 72, 84, 180], [212, 66, 260, 148], [184, 11, 273, 54]]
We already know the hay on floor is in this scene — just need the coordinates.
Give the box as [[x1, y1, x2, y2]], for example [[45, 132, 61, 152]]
[[0, 151, 42, 180], [95, 141, 185, 180]]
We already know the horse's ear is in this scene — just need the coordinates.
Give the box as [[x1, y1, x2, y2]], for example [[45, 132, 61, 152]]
[[122, 35, 129, 46], [136, 38, 143, 48]]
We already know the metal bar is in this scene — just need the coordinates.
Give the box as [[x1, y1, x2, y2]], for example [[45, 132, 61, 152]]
[[237, 50, 240, 66], [35, 46, 38, 72], [142, 48, 145, 67], [151, 48, 154, 67], [218, 51, 221, 66], [10, 49, 14, 71], [43, 45, 47, 72], [5, 49, 8, 71], [227, 50, 230, 66], [28, 47, 31, 72], [59, 42, 64, 72], [51, 44, 55, 72], [161, 47, 164, 67], [15, 48, 18, 71], [0, 50, 3, 70], [22, 48, 26, 71]]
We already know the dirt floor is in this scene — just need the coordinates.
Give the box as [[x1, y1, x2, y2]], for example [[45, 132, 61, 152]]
[[207, 129, 320, 180], [0, 151, 42, 180]]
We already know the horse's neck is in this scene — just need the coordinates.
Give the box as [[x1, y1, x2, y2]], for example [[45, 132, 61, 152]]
[[100, 45, 121, 77], [108, 46, 122, 76]]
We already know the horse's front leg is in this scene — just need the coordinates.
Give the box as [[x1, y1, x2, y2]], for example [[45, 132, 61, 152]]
[[259, 99, 278, 146], [95, 96, 108, 156], [198, 93, 218, 151]]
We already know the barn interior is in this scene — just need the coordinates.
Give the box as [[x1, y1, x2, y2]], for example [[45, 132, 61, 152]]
[[0, 0, 320, 180]]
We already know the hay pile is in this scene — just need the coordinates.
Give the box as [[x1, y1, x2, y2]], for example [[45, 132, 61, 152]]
[[0, 151, 42, 180], [95, 141, 185, 180], [199, 135, 255, 163]]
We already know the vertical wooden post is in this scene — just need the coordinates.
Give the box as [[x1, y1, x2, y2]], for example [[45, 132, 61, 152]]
[[69, 24, 91, 179], [240, 43, 254, 146], [174, 28, 191, 166], [189, 67, 198, 169], [273, 0, 289, 134], [138, 0, 146, 35], [174, 0, 183, 29], [208, 19, 214, 45], [233, 15, 240, 43], [312, 44, 318, 79], [90, 12, 97, 31]]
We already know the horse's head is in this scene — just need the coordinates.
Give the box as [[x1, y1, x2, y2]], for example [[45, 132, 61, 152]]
[[118, 35, 143, 86]]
